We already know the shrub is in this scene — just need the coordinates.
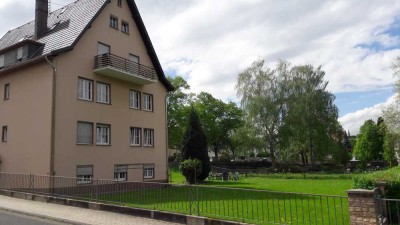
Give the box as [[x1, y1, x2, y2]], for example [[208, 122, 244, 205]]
[[353, 166, 400, 198], [180, 159, 202, 184]]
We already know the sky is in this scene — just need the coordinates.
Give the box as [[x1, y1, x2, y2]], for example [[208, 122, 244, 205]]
[[1, 0, 400, 135]]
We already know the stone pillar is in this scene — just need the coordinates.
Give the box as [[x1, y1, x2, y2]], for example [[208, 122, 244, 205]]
[[347, 189, 381, 225]]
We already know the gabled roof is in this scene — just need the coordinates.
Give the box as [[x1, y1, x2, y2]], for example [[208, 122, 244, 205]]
[[0, 0, 173, 91]]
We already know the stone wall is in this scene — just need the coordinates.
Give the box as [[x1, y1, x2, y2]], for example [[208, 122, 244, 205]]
[[347, 189, 383, 225]]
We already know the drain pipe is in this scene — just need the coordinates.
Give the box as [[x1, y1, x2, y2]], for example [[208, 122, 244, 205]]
[[45, 55, 56, 177]]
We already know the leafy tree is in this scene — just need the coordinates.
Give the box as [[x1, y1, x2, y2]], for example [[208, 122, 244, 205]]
[[229, 125, 264, 159], [167, 76, 192, 151], [280, 65, 339, 166], [181, 107, 210, 181], [236, 59, 290, 165], [354, 119, 383, 164], [194, 92, 244, 160], [378, 117, 398, 167]]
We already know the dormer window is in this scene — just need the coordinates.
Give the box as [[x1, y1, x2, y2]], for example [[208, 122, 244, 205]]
[[0, 55, 4, 69], [17, 47, 23, 61], [109, 16, 118, 29]]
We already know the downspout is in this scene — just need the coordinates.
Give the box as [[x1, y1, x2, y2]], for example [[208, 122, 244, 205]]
[[165, 95, 169, 183], [45, 56, 56, 177]]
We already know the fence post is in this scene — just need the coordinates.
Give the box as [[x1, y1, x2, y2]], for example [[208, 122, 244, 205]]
[[347, 189, 384, 225]]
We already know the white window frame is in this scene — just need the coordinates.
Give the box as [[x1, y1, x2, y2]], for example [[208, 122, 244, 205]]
[[4, 83, 10, 100], [77, 122, 93, 145], [78, 78, 93, 101], [143, 128, 154, 147], [130, 127, 141, 146], [96, 124, 110, 145], [143, 93, 153, 111], [96, 82, 110, 104], [114, 165, 127, 181], [2, 126, 7, 142], [110, 15, 118, 29], [129, 90, 140, 109], [143, 165, 154, 179], [76, 165, 93, 184], [121, 21, 129, 34]]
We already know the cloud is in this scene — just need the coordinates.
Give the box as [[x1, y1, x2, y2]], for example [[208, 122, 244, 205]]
[[339, 95, 396, 135], [135, 0, 400, 101]]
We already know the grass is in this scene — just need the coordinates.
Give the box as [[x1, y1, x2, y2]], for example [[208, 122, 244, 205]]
[[87, 166, 352, 224], [95, 184, 349, 225], [170, 166, 353, 196]]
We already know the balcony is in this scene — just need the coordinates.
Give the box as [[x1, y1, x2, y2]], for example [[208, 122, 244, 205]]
[[93, 53, 156, 85]]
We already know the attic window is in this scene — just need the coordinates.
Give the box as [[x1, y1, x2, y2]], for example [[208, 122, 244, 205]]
[[17, 47, 23, 61], [0, 55, 4, 68], [117, 0, 122, 7], [110, 16, 118, 29]]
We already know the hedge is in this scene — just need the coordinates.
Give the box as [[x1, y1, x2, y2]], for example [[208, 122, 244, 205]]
[[353, 166, 400, 198]]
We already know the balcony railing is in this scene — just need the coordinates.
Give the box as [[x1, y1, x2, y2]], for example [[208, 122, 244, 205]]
[[93, 53, 156, 84]]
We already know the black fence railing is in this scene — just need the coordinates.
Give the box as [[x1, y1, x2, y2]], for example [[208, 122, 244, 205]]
[[0, 172, 349, 225], [94, 53, 156, 81], [377, 197, 400, 225]]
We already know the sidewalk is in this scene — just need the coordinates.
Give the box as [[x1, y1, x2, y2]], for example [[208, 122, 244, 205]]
[[0, 195, 181, 225]]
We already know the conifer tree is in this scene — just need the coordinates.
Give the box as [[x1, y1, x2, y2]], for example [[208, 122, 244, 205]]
[[181, 107, 210, 182]]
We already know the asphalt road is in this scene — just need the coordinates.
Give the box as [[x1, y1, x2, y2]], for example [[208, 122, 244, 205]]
[[0, 210, 73, 225]]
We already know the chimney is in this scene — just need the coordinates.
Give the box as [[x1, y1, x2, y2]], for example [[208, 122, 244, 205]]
[[34, 0, 49, 39]]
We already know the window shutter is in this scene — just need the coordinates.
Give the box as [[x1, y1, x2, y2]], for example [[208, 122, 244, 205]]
[[77, 122, 93, 144]]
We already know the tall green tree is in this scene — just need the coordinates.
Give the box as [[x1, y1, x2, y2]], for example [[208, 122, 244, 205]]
[[281, 65, 339, 166], [354, 119, 383, 163], [194, 92, 244, 160], [236, 59, 290, 165], [378, 117, 398, 167], [181, 107, 210, 181], [167, 76, 192, 150]]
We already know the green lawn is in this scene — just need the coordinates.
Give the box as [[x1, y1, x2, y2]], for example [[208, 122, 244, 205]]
[[170, 166, 353, 196], [88, 167, 352, 224]]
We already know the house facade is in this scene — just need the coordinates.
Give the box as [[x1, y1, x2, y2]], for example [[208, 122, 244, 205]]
[[0, 0, 173, 183]]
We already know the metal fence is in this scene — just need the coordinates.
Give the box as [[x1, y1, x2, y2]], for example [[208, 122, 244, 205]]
[[0, 172, 349, 225], [377, 197, 400, 225]]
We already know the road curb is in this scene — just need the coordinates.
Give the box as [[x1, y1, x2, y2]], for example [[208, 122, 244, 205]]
[[0, 206, 89, 225]]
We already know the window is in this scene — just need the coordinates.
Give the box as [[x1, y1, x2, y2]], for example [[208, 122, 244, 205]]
[[109, 16, 118, 29], [78, 78, 93, 101], [96, 82, 110, 104], [130, 127, 141, 146], [2, 126, 7, 142], [121, 21, 129, 34], [0, 55, 4, 68], [117, 0, 122, 7], [143, 94, 153, 111], [17, 47, 23, 61], [77, 122, 93, 145], [143, 128, 154, 147], [76, 165, 93, 184], [129, 54, 139, 64], [129, 90, 140, 109], [114, 165, 127, 181], [4, 83, 10, 100], [143, 164, 154, 179], [97, 42, 110, 55], [96, 124, 110, 145]]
